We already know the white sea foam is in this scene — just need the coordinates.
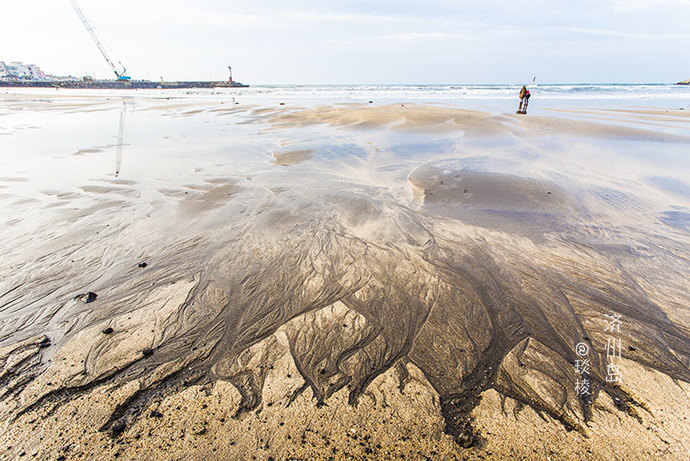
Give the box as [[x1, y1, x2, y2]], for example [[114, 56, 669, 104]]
[[4, 83, 690, 103], [217, 83, 690, 102]]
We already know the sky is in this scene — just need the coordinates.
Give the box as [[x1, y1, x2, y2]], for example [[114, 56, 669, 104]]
[[2, 0, 690, 84]]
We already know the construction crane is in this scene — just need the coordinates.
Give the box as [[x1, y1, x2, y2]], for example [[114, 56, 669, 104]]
[[69, 0, 131, 80]]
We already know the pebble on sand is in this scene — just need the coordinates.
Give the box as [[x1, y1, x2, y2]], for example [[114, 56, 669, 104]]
[[73, 292, 97, 303], [111, 420, 127, 437]]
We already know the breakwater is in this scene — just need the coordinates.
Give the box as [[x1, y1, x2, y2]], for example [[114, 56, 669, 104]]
[[0, 80, 248, 89]]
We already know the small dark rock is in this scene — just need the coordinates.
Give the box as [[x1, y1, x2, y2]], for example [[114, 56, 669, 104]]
[[138, 262, 147, 268], [74, 292, 97, 303], [111, 420, 127, 437], [102, 327, 114, 335], [149, 410, 163, 418], [56, 456, 66, 461], [142, 348, 154, 357], [455, 432, 476, 448], [39, 337, 51, 348]]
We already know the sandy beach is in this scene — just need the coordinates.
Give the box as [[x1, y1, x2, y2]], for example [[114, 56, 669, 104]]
[[1, 91, 689, 460]]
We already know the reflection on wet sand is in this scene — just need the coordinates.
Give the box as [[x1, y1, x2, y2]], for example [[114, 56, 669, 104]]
[[115, 100, 129, 177], [0, 97, 689, 459]]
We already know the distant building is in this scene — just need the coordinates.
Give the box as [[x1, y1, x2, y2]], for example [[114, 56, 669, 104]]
[[0, 61, 48, 80]]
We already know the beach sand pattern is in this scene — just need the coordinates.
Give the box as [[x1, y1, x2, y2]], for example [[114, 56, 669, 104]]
[[1, 91, 689, 459]]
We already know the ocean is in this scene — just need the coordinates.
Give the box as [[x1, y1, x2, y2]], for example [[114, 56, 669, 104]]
[[5, 82, 690, 104], [224, 83, 690, 102]]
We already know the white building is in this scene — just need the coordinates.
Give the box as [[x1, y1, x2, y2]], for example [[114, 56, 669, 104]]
[[0, 61, 47, 80]]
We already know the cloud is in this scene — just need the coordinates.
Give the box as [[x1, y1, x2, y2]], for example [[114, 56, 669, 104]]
[[611, 0, 689, 11], [373, 32, 467, 42], [556, 27, 690, 41]]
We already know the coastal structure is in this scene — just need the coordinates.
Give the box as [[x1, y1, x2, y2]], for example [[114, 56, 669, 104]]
[[69, 0, 130, 81], [0, 61, 47, 80], [0, 58, 248, 89], [0, 58, 248, 88], [0, 75, 248, 89]]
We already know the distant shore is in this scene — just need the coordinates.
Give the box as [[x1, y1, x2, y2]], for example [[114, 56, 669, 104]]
[[0, 79, 248, 89]]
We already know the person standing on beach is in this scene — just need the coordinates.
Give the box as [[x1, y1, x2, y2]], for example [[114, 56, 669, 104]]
[[518, 85, 530, 114]]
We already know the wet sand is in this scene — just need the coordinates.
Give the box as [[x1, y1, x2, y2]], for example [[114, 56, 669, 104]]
[[1, 93, 690, 460]]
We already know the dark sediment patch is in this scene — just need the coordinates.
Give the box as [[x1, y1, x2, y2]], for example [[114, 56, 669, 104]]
[[408, 165, 575, 212], [409, 165, 582, 237], [72, 148, 104, 156], [0, 165, 689, 454], [272, 149, 316, 166], [80, 185, 141, 199], [177, 181, 242, 215], [646, 176, 690, 198], [660, 210, 690, 230]]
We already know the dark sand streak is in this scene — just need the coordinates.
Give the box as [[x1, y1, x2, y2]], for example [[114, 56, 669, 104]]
[[2, 177, 689, 446]]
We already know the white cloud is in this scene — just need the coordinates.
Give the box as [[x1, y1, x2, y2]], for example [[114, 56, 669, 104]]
[[557, 27, 690, 40], [611, 0, 689, 11], [372, 32, 466, 42]]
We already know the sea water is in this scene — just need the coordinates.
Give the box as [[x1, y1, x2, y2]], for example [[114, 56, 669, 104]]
[[223, 83, 690, 102], [5, 82, 690, 102]]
